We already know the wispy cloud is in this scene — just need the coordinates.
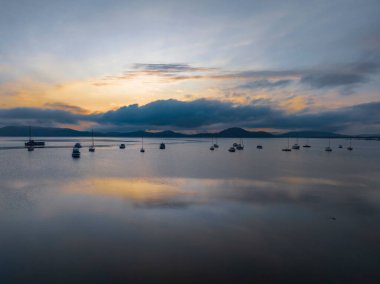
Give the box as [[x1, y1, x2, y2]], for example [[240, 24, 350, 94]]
[[95, 62, 380, 95]]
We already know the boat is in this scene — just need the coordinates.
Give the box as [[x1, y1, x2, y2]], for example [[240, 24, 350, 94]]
[[27, 146, 34, 151], [236, 138, 244, 150], [213, 137, 219, 148], [72, 147, 80, 158], [140, 136, 145, 153], [292, 137, 300, 149], [282, 137, 291, 152], [119, 144, 126, 149], [24, 126, 45, 147], [257, 145, 263, 149], [228, 147, 236, 152], [302, 138, 311, 148], [89, 129, 95, 152], [233, 142, 238, 147], [292, 144, 300, 150], [210, 137, 215, 150], [159, 142, 166, 149], [74, 142, 82, 148], [338, 145, 343, 149], [325, 138, 332, 152], [347, 138, 353, 151]]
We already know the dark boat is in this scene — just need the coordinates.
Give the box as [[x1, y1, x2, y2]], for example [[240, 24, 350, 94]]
[[210, 137, 215, 150], [347, 138, 353, 151], [74, 142, 82, 148], [72, 147, 80, 158], [119, 144, 126, 149], [89, 129, 95, 152], [24, 126, 45, 147], [159, 142, 166, 149], [282, 137, 291, 152], [213, 137, 219, 148], [235, 138, 244, 150], [140, 137, 145, 153], [302, 138, 311, 148], [228, 147, 236, 152], [325, 138, 332, 152], [257, 145, 263, 149]]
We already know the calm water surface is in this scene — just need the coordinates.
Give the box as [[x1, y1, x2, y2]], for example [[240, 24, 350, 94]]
[[0, 137, 379, 283]]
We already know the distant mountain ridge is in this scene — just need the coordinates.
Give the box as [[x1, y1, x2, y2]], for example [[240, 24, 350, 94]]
[[0, 126, 354, 138]]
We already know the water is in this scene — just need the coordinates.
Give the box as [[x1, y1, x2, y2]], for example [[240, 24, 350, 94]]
[[0, 137, 379, 283]]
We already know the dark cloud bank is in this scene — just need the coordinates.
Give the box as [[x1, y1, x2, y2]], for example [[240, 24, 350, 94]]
[[1, 99, 380, 133]]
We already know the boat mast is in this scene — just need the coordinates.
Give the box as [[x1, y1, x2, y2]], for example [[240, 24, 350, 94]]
[[91, 129, 94, 147], [29, 125, 32, 141]]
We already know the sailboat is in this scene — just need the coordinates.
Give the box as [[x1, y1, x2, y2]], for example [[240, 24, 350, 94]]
[[292, 137, 300, 150], [213, 136, 219, 148], [210, 137, 215, 151], [236, 138, 244, 150], [325, 138, 332, 152], [89, 129, 95, 152], [303, 138, 311, 148], [347, 138, 353, 151], [24, 126, 45, 147], [140, 136, 145, 152], [282, 137, 291, 151]]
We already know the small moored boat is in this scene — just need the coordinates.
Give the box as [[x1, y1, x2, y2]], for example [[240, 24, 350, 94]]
[[282, 137, 291, 152], [72, 147, 80, 158], [89, 129, 95, 152]]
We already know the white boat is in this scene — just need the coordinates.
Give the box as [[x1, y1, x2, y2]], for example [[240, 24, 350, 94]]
[[292, 144, 300, 150], [72, 147, 80, 158], [292, 137, 300, 149]]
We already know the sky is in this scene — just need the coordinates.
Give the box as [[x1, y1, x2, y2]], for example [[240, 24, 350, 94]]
[[0, 0, 379, 133]]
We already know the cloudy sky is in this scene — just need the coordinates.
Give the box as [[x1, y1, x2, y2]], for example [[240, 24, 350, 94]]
[[0, 0, 379, 133]]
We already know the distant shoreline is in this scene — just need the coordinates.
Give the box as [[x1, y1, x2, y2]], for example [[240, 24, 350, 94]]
[[0, 126, 379, 139]]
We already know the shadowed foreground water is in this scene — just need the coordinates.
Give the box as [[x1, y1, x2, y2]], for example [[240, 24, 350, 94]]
[[0, 138, 379, 283]]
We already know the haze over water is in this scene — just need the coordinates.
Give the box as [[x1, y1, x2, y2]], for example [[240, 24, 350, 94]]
[[0, 137, 379, 283]]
